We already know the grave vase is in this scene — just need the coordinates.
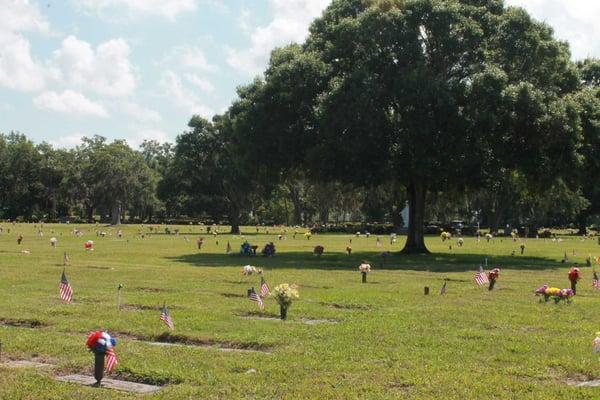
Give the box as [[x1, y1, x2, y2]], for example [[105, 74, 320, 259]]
[[93, 351, 105, 386], [362, 272, 367, 283], [280, 305, 288, 320]]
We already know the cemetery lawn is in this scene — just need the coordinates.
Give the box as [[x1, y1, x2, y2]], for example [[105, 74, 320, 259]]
[[2, 224, 600, 399]]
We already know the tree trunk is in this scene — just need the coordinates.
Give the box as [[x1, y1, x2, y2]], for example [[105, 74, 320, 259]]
[[287, 185, 303, 225], [319, 208, 329, 225], [229, 206, 241, 234], [111, 202, 121, 225], [86, 204, 94, 223], [577, 213, 587, 236], [401, 181, 429, 254]]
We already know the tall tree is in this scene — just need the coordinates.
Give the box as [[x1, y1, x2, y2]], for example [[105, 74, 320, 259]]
[[244, 0, 581, 253], [169, 115, 253, 233]]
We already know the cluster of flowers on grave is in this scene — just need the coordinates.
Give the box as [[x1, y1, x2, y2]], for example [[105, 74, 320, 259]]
[[86, 331, 117, 353], [359, 263, 371, 274], [242, 265, 262, 275], [535, 285, 574, 303], [272, 283, 299, 307]]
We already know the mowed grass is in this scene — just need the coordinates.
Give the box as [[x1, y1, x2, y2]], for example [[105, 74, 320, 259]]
[[1, 224, 600, 399]]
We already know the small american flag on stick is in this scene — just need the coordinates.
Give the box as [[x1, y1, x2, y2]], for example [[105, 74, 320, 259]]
[[248, 287, 264, 309], [260, 277, 270, 298], [440, 281, 447, 295], [160, 303, 174, 330], [593, 270, 600, 290], [60, 270, 73, 303], [474, 265, 489, 286], [105, 349, 118, 372]]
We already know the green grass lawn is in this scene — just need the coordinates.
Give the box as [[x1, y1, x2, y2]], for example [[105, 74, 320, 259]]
[[1, 223, 600, 399]]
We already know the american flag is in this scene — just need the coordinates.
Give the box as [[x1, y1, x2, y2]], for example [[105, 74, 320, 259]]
[[474, 266, 489, 286], [248, 287, 264, 309], [105, 349, 118, 372], [440, 281, 447, 295], [594, 271, 600, 290], [60, 270, 73, 303], [160, 303, 174, 330], [260, 277, 270, 298]]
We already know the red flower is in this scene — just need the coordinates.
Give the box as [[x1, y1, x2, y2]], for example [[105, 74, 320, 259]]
[[86, 331, 103, 349], [568, 267, 580, 282]]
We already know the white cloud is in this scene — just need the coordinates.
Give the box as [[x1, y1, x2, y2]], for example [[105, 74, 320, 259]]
[[74, 0, 197, 21], [52, 35, 136, 97], [505, 0, 600, 60], [180, 46, 216, 72], [160, 45, 217, 73], [226, 0, 330, 76], [0, 0, 51, 91], [158, 70, 213, 118], [185, 73, 215, 93], [33, 90, 109, 117], [0, 32, 47, 91], [0, 0, 50, 34], [127, 126, 172, 148], [120, 101, 162, 122], [50, 133, 85, 149]]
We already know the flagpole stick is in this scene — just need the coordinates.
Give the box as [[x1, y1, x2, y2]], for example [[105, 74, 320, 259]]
[[117, 284, 123, 310]]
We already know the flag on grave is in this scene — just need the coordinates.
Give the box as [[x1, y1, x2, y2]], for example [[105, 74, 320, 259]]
[[474, 265, 489, 286], [63, 252, 70, 266], [248, 287, 264, 309], [594, 270, 600, 290], [160, 303, 174, 330], [440, 281, 447, 295], [226, 241, 232, 254], [60, 270, 73, 303], [260, 277, 270, 298], [105, 349, 118, 372]]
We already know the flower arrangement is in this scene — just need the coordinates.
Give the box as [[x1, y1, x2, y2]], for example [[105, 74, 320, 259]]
[[50, 237, 58, 248], [271, 283, 299, 320], [568, 267, 580, 294], [304, 231, 312, 240], [440, 231, 451, 241], [359, 262, 371, 283], [86, 331, 118, 384], [593, 332, 600, 354], [487, 268, 500, 290], [457, 238, 464, 247], [359, 263, 371, 273], [535, 285, 574, 304], [485, 233, 493, 242], [242, 265, 262, 275], [314, 245, 324, 256], [346, 246, 352, 255], [86, 331, 117, 354], [84, 240, 94, 251]]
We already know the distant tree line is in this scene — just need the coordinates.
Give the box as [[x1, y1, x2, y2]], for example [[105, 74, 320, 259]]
[[2, 1, 600, 254]]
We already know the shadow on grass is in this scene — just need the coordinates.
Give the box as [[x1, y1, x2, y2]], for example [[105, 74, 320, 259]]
[[167, 251, 564, 272]]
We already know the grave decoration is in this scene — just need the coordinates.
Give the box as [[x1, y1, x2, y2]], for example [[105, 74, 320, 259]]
[[359, 262, 371, 283], [85, 331, 118, 386], [487, 268, 500, 291], [568, 267, 580, 294], [262, 242, 276, 257], [272, 284, 299, 320], [535, 285, 574, 304], [314, 245, 324, 257]]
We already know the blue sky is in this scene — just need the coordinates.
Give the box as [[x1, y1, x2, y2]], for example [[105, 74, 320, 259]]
[[1, 0, 599, 149]]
